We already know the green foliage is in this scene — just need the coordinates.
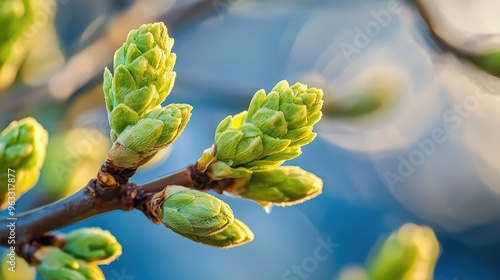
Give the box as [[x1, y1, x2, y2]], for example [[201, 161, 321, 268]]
[[103, 22, 191, 169], [63, 228, 122, 265], [0, 117, 48, 208], [160, 185, 234, 237]]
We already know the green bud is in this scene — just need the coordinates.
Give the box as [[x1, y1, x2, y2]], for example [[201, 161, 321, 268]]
[[183, 219, 254, 248], [208, 80, 323, 178], [227, 166, 322, 209], [0, 117, 48, 209], [159, 185, 234, 237], [103, 23, 191, 169], [63, 227, 122, 265], [367, 223, 440, 280], [34, 247, 86, 280], [103, 22, 177, 141], [107, 103, 192, 169]]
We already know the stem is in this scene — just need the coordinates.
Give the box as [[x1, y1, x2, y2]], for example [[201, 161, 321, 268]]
[[0, 188, 95, 247], [0, 162, 237, 266], [0, 168, 193, 250], [140, 168, 193, 193]]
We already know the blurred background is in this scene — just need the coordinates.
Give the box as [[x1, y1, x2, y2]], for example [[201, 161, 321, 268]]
[[1, 0, 500, 279]]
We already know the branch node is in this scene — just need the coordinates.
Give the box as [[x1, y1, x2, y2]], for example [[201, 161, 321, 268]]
[[188, 164, 233, 194], [97, 160, 137, 188], [135, 189, 166, 224]]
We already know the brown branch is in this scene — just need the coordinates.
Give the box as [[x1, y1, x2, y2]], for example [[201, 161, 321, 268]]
[[140, 164, 233, 194], [0, 180, 133, 250], [0, 167, 194, 262]]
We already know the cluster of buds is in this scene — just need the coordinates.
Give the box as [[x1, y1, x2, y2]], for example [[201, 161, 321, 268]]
[[149, 185, 253, 248], [195, 80, 324, 210], [206, 80, 323, 174], [0, 117, 48, 208], [102, 22, 191, 170], [34, 228, 122, 280]]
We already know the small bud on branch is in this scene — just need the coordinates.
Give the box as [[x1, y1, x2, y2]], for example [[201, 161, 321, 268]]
[[63, 228, 122, 265], [227, 166, 323, 210]]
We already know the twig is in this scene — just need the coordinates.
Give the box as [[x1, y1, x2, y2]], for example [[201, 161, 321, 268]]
[[0, 167, 194, 261]]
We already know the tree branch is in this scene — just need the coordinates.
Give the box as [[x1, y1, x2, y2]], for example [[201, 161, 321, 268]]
[[0, 161, 237, 259], [0, 167, 195, 260], [0, 180, 126, 249]]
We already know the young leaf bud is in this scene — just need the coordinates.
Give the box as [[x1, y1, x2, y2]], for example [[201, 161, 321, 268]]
[[207, 80, 323, 179], [104, 22, 177, 141], [160, 186, 234, 237], [63, 228, 122, 265], [227, 166, 323, 208]]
